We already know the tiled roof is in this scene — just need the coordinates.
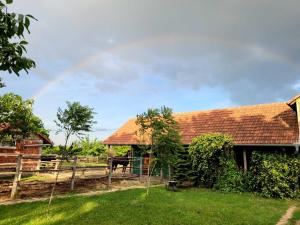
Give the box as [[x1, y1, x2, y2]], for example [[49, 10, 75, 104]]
[[0, 123, 53, 145], [103, 102, 299, 145]]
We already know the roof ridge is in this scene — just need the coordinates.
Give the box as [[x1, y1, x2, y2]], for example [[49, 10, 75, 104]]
[[173, 102, 287, 116]]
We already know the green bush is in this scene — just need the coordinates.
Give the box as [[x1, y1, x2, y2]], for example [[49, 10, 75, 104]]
[[215, 157, 245, 192], [188, 133, 239, 189], [247, 151, 300, 198]]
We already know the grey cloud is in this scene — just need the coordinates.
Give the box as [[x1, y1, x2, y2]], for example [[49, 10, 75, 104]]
[[10, 0, 300, 103]]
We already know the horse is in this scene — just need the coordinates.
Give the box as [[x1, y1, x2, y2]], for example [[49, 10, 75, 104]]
[[111, 151, 130, 173]]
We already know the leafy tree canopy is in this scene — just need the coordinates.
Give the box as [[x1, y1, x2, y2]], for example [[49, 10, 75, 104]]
[[136, 106, 182, 165], [55, 101, 96, 159], [0, 0, 37, 87], [0, 93, 48, 141], [73, 137, 106, 156]]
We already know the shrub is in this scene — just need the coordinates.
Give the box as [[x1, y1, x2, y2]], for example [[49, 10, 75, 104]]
[[247, 151, 300, 198], [188, 133, 237, 189], [215, 157, 245, 192]]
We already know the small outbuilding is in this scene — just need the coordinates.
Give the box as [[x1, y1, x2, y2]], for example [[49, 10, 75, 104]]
[[0, 124, 53, 171]]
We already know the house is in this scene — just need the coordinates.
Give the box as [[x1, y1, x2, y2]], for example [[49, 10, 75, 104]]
[[103, 93, 300, 172], [0, 124, 53, 172]]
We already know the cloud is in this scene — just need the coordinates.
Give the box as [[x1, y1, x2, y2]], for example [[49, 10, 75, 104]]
[[10, 0, 300, 104]]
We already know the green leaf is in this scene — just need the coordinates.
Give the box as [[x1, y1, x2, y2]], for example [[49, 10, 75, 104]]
[[18, 14, 24, 22], [20, 40, 28, 45], [26, 14, 37, 21], [17, 22, 24, 36], [5, 0, 13, 4], [24, 17, 30, 29]]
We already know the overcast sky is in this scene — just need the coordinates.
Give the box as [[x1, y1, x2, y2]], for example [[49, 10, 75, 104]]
[[1, 0, 300, 144]]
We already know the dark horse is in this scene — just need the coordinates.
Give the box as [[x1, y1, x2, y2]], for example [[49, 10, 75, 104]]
[[112, 151, 130, 173]]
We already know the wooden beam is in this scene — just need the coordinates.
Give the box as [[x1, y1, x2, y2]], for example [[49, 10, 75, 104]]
[[296, 99, 300, 143], [243, 149, 247, 173], [11, 154, 22, 199]]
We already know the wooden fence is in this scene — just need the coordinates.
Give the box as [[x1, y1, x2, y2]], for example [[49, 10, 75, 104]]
[[0, 154, 145, 200]]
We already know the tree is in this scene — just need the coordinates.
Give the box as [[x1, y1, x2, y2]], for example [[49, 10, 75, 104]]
[[0, 93, 48, 142], [173, 146, 197, 186], [54, 101, 96, 159], [0, 0, 37, 87], [136, 106, 182, 183]]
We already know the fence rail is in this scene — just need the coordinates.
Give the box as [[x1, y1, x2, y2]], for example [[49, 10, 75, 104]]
[[0, 154, 152, 200]]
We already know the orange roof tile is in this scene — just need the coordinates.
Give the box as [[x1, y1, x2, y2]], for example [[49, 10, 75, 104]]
[[103, 102, 299, 146]]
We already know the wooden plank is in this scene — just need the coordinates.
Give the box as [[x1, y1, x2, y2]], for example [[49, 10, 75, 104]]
[[10, 154, 22, 199], [70, 157, 78, 190]]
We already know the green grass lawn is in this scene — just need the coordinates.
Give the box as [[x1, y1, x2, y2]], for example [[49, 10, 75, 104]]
[[0, 187, 292, 225]]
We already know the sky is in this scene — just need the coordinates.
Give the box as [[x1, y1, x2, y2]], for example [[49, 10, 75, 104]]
[[1, 0, 300, 145]]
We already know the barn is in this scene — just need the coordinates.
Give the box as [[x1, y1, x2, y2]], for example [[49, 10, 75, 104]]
[[103, 93, 300, 173]]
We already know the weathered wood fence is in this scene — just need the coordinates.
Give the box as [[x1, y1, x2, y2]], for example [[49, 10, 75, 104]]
[[0, 154, 145, 200]]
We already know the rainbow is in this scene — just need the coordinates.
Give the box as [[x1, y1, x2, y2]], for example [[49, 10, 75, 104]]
[[32, 34, 299, 100]]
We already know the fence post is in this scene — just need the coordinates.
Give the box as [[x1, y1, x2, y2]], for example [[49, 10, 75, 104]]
[[139, 157, 143, 181], [70, 156, 77, 191], [108, 157, 113, 188], [11, 154, 23, 199], [54, 160, 60, 172]]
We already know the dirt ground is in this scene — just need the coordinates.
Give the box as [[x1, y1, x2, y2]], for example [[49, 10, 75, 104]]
[[0, 170, 162, 202]]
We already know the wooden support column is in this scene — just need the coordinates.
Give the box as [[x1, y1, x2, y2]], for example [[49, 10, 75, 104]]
[[243, 149, 247, 173], [108, 157, 113, 188], [296, 99, 300, 143], [139, 156, 143, 181]]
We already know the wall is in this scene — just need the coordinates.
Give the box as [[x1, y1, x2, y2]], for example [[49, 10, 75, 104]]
[[0, 139, 42, 172]]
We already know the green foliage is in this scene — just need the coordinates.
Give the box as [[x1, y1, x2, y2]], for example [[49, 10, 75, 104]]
[[43, 138, 106, 158], [43, 145, 60, 155], [188, 133, 234, 188], [0, 0, 37, 87], [247, 151, 300, 198], [0, 93, 48, 141], [112, 145, 131, 156], [73, 137, 106, 156], [55, 101, 96, 160], [173, 146, 197, 185], [55, 101, 96, 145], [215, 157, 245, 192], [136, 106, 182, 165], [43, 145, 80, 159]]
